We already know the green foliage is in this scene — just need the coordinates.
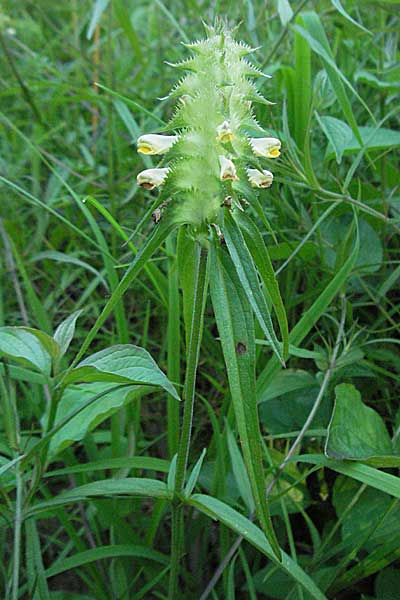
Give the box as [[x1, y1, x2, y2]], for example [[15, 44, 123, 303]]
[[0, 1, 399, 599]]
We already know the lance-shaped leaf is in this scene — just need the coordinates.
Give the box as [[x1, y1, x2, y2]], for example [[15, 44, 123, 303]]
[[189, 494, 326, 600], [235, 211, 289, 360], [0, 327, 52, 376], [210, 241, 281, 559], [222, 210, 284, 365], [64, 344, 179, 400]]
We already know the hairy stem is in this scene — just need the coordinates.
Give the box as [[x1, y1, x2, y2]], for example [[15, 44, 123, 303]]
[[168, 245, 208, 599]]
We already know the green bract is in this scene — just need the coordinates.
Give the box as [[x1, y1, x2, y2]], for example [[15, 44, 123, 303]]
[[136, 23, 281, 228]]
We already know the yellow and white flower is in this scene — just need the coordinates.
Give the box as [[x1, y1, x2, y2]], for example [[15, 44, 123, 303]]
[[250, 137, 281, 158], [219, 155, 239, 181], [247, 168, 273, 188], [216, 120, 234, 143], [137, 168, 170, 190], [137, 134, 178, 155]]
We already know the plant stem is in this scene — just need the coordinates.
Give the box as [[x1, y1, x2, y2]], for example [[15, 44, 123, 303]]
[[12, 462, 23, 600], [168, 244, 208, 599]]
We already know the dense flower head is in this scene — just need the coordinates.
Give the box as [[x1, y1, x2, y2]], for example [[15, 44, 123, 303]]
[[136, 22, 282, 228]]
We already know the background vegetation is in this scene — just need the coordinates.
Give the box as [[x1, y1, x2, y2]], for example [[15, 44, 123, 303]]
[[0, 0, 399, 598]]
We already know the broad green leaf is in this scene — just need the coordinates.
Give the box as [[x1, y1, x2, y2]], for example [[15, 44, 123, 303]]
[[54, 310, 83, 357], [236, 211, 289, 360], [209, 241, 280, 558], [259, 370, 329, 435], [65, 344, 179, 400], [0, 327, 52, 376], [20, 327, 61, 362], [267, 241, 317, 261], [22, 384, 134, 465], [69, 216, 177, 369], [333, 477, 400, 549], [316, 114, 353, 164], [46, 544, 168, 578], [319, 116, 400, 162], [49, 382, 149, 456], [375, 568, 400, 600], [321, 215, 382, 274], [223, 210, 284, 364], [188, 494, 327, 600], [325, 384, 397, 467], [294, 454, 400, 499], [30, 478, 171, 516]]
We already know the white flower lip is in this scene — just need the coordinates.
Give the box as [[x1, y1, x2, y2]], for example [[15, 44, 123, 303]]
[[219, 155, 239, 181], [137, 168, 170, 190], [250, 137, 281, 158], [216, 120, 234, 143], [137, 134, 178, 155], [247, 168, 274, 188]]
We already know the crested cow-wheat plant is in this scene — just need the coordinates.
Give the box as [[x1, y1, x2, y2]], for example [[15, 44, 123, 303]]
[[131, 22, 290, 597]]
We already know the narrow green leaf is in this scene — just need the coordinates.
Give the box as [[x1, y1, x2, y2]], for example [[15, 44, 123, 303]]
[[184, 448, 207, 498], [277, 0, 294, 25], [294, 454, 400, 499], [53, 310, 83, 358], [46, 544, 168, 578], [87, 0, 110, 39], [45, 456, 170, 478], [236, 211, 289, 360], [30, 478, 172, 516], [167, 454, 177, 492], [113, 0, 143, 60], [223, 210, 284, 364], [330, 0, 371, 34], [209, 241, 281, 559], [188, 494, 327, 600], [257, 216, 359, 395], [293, 15, 312, 151], [69, 217, 177, 370], [25, 518, 50, 600], [293, 12, 372, 142], [226, 423, 255, 513]]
